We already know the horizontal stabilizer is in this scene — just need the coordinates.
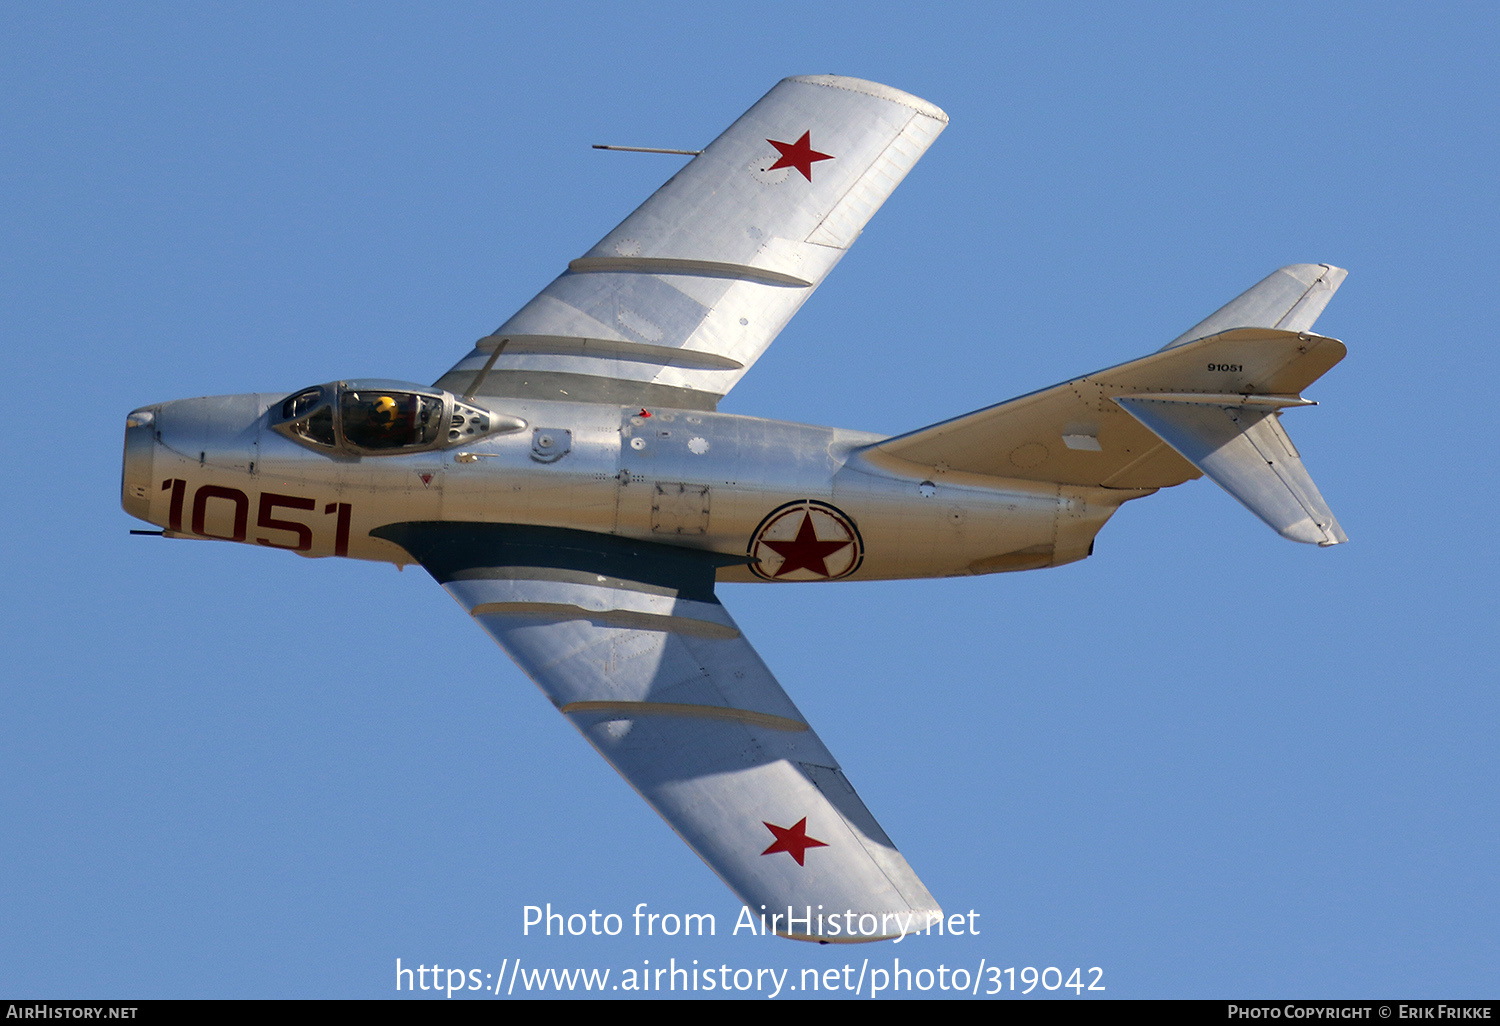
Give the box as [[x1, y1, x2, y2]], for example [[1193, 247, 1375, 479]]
[[862, 327, 1346, 492], [1114, 396, 1347, 546], [1162, 264, 1347, 350]]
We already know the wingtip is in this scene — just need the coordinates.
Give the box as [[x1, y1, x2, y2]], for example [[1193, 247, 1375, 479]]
[[776, 905, 947, 943], [785, 75, 949, 123]]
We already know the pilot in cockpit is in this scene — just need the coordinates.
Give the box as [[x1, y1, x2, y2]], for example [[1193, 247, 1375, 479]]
[[368, 395, 401, 434]]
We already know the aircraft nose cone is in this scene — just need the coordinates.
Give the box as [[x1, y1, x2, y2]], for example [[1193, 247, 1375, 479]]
[[121, 407, 158, 523]]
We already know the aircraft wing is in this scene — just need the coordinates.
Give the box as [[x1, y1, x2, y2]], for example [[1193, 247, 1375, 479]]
[[373, 522, 942, 940], [435, 76, 948, 412]]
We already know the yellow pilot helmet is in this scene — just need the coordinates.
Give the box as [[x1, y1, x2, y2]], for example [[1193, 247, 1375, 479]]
[[371, 395, 399, 427]]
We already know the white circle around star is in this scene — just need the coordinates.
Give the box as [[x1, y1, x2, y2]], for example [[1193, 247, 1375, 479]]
[[747, 500, 864, 581]]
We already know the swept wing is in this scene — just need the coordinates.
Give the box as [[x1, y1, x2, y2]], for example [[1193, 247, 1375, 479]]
[[435, 76, 948, 412], [374, 522, 941, 940]]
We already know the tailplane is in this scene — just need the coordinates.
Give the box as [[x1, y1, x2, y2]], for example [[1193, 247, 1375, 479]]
[[859, 266, 1349, 545], [1161, 263, 1347, 350], [1112, 391, 1346, 546]]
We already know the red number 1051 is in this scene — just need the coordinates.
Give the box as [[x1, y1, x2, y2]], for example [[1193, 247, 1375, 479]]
[[162, 480, 350, 556]]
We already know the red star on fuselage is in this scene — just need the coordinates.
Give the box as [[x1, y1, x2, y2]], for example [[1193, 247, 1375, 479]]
[[766, 132, 834, 182], [763, 513, 851, 578], [761, 818, 828, 866]]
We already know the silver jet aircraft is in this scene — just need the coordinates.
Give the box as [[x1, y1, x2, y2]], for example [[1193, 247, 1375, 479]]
[[121, 76, 1347, 942]]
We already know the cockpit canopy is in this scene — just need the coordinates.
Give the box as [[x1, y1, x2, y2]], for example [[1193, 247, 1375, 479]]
[[271, 380, 521, 455]]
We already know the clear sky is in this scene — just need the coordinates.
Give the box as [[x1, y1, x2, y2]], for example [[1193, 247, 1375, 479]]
[[2, 1, 1496, 1000]]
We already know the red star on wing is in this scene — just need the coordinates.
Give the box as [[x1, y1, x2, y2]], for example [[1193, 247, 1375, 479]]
[[762, 513, 851, 578], [766, 131, 834, 182], [761, 818, 828, 866]]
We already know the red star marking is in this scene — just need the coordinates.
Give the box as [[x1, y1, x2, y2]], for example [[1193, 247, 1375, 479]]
[[766, 131, 834, 182], [763, 513, 851, 578], [761, 818, 828, 866]]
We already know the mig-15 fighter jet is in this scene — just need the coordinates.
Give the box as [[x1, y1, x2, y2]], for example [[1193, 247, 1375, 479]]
[[122, 76, 1346, 942]]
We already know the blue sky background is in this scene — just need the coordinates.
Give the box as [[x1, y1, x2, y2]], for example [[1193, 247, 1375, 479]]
[[2, 1, 1496, 999]]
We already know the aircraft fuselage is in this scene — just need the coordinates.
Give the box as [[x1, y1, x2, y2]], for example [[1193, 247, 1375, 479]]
[[122, 389, 1142, 583]]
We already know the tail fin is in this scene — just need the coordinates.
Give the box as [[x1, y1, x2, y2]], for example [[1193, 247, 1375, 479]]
[[858, 267, 1349, 546]]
